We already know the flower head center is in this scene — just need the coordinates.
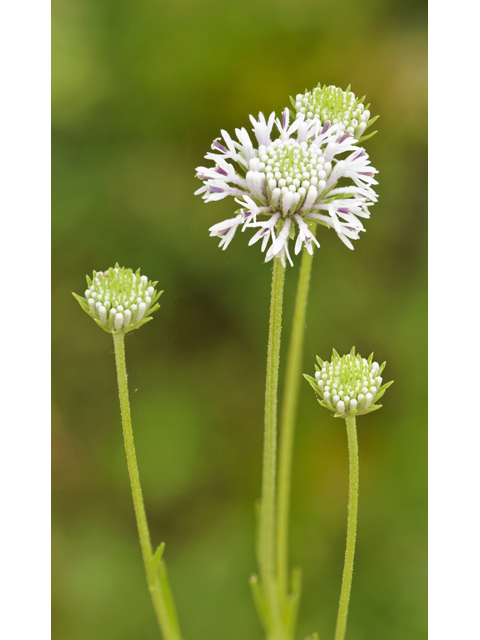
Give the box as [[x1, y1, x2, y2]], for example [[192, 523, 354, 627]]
[[311, 349, 392, 418], [317, 353, 382, 402], [251, 140, 329, 209]]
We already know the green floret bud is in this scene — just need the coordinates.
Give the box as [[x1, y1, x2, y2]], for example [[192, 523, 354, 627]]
[[292, 84, 378, 142], [73, 264, 163, 334], [304, 346, 393, 418]]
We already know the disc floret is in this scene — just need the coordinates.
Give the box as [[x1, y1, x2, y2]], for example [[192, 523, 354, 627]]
[[293, 84, 378, 142], [304, 347, 393, 418], [73, 265, 162, 334]]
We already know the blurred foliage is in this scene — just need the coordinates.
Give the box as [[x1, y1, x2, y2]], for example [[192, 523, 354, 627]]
[[52, 0, 427, 638]]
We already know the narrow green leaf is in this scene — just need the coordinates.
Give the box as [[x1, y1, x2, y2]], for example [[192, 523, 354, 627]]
[[283, 566, 302, 635], [151, 542, 165, 572], [158, 561, 182, 638], [286, 566, 302, 633], [249, 575, 272, 634]]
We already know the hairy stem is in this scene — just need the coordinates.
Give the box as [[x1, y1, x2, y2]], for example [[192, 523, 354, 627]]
[[258, 257, 286, 639], [113, 332, 182, 640], [334, 415, 359, 640], [276, 247, 314, 603]]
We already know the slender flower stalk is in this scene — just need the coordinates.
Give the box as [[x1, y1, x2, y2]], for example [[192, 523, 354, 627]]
[[276, 241, 314, 606], [113, 332, 182, 640], [304, 348, 393, 639], [334, 415, 359, 640], [257, 256, 286, 639], [73, 266, 182, 640]]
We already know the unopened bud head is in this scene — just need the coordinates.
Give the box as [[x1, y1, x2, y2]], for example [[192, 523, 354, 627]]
[[73, 264, 163, 335], [292, 84, 377, 142], [304, 346, 393, 418]]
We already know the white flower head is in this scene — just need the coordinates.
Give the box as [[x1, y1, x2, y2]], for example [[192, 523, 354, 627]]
[[304, 347, 393, 418], [195, 86, 378, 266], [73, 264, 163, 334], [292, 84, 378, 143]]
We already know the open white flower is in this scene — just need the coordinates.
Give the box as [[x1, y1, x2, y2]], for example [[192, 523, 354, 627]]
[[195, 91, 378, 266]]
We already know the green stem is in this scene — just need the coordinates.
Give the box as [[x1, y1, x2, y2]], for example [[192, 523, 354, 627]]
[[113, 332, 182, 640], [334, 416, 359, 640], [276, 247, 314, 603], [259, 257, 286, 639]]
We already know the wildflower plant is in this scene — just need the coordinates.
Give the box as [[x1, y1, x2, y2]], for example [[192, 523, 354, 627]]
[[194, 83, 380, 640], [73, 83, 387, 640], [304, 348, 393, 640], [73, 266, 183, 640]]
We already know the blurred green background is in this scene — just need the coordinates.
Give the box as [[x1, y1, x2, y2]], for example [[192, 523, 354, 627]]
[[52, 0, 427, 638]]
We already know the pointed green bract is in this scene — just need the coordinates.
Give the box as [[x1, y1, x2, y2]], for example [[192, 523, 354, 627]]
[[73, 264, 163, 335], [305, 349, 393, 419]]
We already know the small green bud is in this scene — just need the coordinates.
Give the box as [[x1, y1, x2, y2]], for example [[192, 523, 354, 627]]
[[73, 264, 163, 334], [304, 346, 393, 418], [292, 84, 378, 142]]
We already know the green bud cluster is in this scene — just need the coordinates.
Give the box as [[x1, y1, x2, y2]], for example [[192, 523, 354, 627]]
[[304, 347, 393, 418], [292, 84, 378, 142], [73, 264, 162, 334]]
